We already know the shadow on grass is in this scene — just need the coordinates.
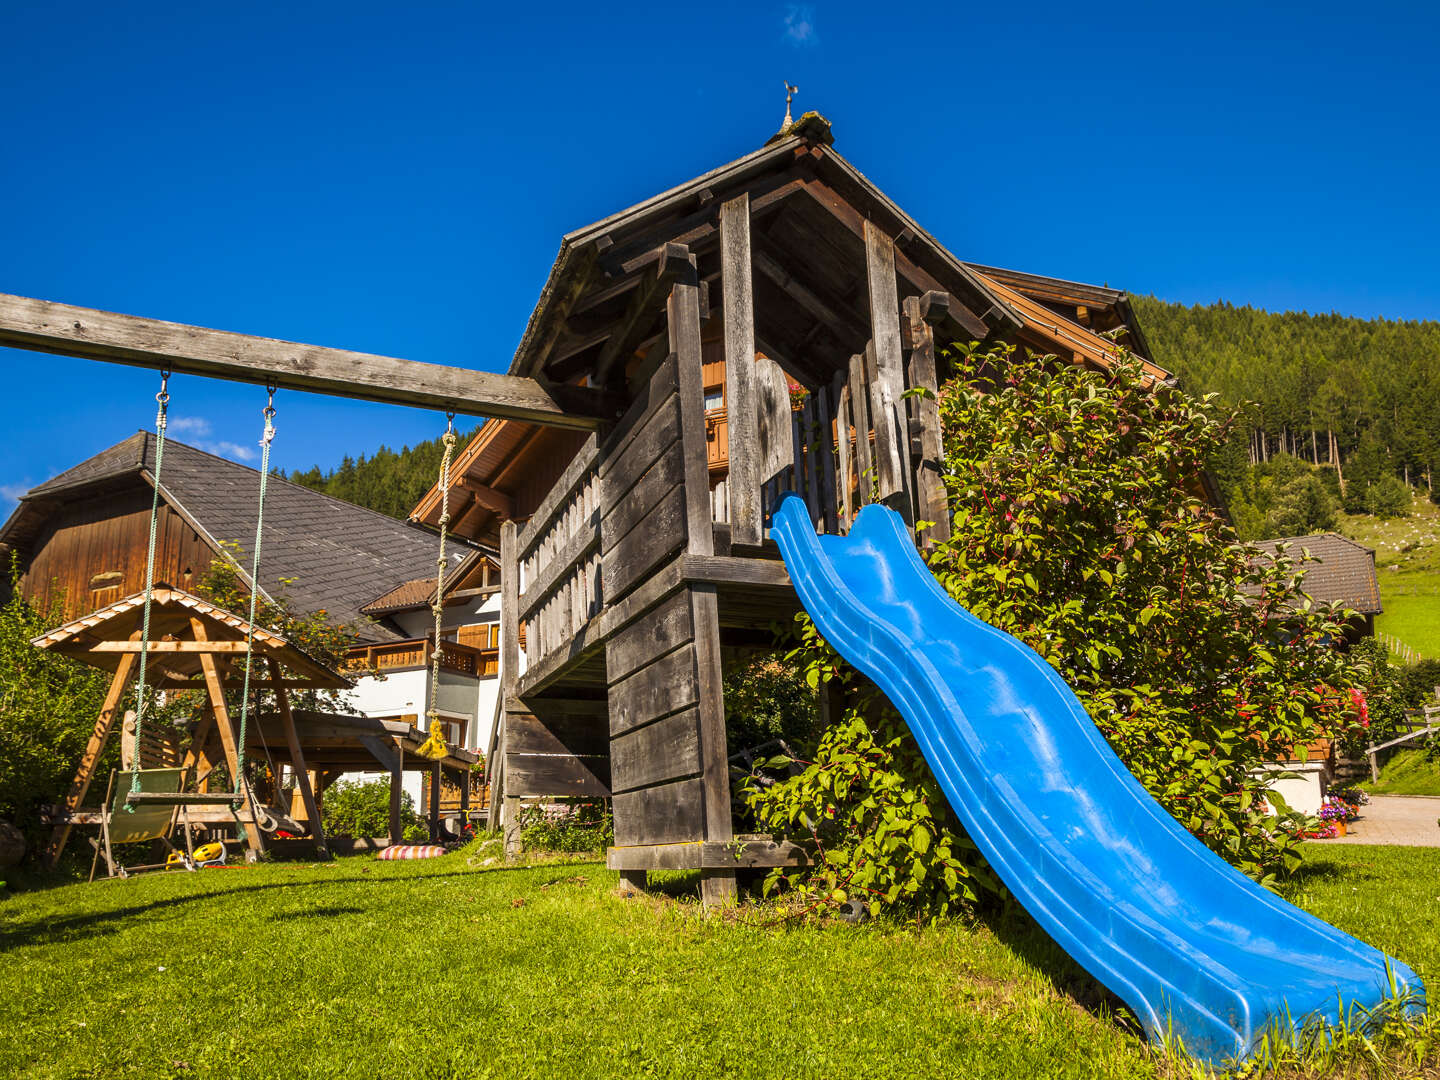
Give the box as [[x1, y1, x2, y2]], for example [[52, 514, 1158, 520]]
[[0, 858, 603, 953]]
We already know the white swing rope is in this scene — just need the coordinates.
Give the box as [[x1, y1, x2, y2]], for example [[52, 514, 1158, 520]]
[[125, 369, 171, 811], [418, 413, 459, 762], [232, 386, 277, 810]]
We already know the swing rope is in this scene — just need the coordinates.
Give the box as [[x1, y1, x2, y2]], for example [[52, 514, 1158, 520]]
[[417, 413, 459, 762], [126, 369, 171, 812], [232, 386, 277, 809]]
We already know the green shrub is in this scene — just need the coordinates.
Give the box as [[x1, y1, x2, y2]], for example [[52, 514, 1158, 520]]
[[723, 651, 821, 757], [322, 779, 419, 839], [0, 566, 112, 849], [518, 800, 612, 853]]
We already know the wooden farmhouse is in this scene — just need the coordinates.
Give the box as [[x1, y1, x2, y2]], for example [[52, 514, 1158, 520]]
[[1253, 532, 1382, 640], [1, 434, 500, 823], [0, 115, 1183, 897]]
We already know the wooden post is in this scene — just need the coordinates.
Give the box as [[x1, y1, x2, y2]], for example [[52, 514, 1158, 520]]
[[674, 270, 736, 907], [389, 738, 405, 844], [268, 659, 328, 858], [863, 220, 910, 521], [191, 619, 265, 857], [498, 519, 521, 853], [832, 370, 853, 529], [904, 293, 951, 546], [459, 765, 472, 827], [721, 194, 761, 548], [45, 649, 138, 866], [847, 352, 874, 505]]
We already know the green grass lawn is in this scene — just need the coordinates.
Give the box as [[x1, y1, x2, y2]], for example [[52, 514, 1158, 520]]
[[2, 843, 1438, 1080], [1339, 495, 1440, 658], [1361, 747, 1440, 796]]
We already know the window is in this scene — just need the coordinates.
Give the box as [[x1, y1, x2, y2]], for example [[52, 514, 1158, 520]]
[[704, 387, 724, 411]]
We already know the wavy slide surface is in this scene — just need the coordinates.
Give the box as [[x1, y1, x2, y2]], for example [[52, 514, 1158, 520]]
[[771, 495, 1420, 1064]]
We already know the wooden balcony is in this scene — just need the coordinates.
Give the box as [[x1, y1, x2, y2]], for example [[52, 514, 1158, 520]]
[[345, 637, 498, 678]]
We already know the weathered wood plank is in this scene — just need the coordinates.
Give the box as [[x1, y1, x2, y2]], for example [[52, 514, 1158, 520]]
[[612, 777, 705, 847], [599, 397, 681, 513], [755, 355, 794, 486], [505, 711, 610, 758], [0, 292, 614, 429], [689, 583, 733, 854], [609, 708, 702, 794], [847, 352, 874, 505], [605, 589, 695, 684], [606, 838, 812, 871], [864, 220, 909, 513], [607, 645, 700, 735], [906, 293, 951, 544], [505, 754, 611, 798], [600, 482, 687, 602], [815, 385, 840, 533], [599, 351, 680, 465], [600, 452, 683, 553], [681, 554, 791, 589], [670, 273, 715, 558], [594, 243, 693, 384], [720, 194, 762, 547]]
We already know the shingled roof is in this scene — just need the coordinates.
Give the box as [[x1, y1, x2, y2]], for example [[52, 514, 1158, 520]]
[[1, 432, 474, 641], [1254, 533, 1383, 615]]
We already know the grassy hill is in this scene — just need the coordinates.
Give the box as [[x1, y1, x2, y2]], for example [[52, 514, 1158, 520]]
[[1337, 494, 1440, 659]]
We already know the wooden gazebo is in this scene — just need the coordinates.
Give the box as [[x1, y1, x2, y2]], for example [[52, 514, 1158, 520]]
[[36, 584, 350, 864]]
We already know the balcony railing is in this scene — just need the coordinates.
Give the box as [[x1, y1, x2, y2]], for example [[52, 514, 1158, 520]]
[[345, 637, 498, 678]]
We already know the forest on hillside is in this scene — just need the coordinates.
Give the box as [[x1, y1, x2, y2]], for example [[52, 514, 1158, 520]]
[[278, 426, 479, 521], [1133, 297, 1440, 494]]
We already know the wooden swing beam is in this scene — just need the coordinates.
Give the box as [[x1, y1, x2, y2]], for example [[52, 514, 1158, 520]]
[[0, 292, 618, 429]]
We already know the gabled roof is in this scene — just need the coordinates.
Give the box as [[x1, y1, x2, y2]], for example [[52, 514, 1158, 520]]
[[359, 548, 496, 616], [2, 433, 475, 641], [507, 115, 1164, 392], [31, 583, 351, 687], [1254, 533, 1382, 615]]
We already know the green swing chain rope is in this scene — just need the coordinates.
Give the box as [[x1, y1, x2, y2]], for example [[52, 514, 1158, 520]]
[[125, 370, 171, 812], [232, 387, 277, 809], [422, 414, 459, 758]]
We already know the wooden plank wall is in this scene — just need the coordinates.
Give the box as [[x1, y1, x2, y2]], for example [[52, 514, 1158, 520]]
[[18, 484, 217, 620], [599, 257, 737, 903]]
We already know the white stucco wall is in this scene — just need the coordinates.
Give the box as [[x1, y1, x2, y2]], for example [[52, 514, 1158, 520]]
[[1254, 760, 1329, 816]]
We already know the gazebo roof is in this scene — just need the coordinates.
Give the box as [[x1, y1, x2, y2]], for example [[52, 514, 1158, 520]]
[[31, 584, 351, 689]]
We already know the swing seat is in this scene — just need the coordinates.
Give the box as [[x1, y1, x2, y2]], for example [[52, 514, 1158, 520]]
[[125, 792, 243, 806], [92, 767, 191, 879]]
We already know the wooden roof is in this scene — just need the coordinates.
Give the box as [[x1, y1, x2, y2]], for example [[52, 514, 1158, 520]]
[[507, 115, 1161, 395], [31, 584, 352, 688]]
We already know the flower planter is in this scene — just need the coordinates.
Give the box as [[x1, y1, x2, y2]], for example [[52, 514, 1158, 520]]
[[1335, 820, 1347, 837]]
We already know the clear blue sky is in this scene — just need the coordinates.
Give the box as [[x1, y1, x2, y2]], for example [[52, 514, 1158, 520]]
[[3, 0, 1438, 512]]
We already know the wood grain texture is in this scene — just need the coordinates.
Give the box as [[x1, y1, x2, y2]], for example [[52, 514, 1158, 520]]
[[720, 194, 762, 547], [864, 221, 909, 512], [600, 482, 687, 602], [607, 645, 700, 735], [612, 777, 705, 846], [605, 589, 694, 683], [0, 292, 613, 429], [505, 753, 611, 798], [606, 838, 811, 870], [669, 276, 715, 558], [904, 294, 950, 544], [755, 355, 794, 486], [688, 584, 733, 843], [609, 708, 702, 794]]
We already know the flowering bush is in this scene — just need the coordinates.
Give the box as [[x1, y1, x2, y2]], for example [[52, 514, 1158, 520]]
[[1317, 797, 1358, 823], [1332, 786, 1370, 808]]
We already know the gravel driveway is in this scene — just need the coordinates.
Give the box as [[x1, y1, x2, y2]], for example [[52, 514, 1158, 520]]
[[1326, 795, 1440, 846]]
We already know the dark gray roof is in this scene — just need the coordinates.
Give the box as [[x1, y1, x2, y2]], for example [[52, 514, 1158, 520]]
[[4, 432, 472, 642], [1254, 533, 1382, 616]]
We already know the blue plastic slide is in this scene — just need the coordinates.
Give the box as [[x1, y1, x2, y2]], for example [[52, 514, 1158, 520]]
[[770, 495, 1421, 1064]]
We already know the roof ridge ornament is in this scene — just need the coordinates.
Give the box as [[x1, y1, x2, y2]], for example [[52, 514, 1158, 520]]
[[781, 80, 798, 133]]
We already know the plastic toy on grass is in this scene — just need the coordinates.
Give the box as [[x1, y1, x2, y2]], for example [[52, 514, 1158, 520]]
[[770, 494, 1424, 1067]]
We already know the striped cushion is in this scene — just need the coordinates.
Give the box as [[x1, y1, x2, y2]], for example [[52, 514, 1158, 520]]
[[376, 844, 446, 861]]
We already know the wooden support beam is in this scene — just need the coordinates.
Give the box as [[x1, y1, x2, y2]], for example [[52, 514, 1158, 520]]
[[498, 520, 521, 850], [847, 352, 874, 505], [389, 739, 404, 844], [720, 194, 762, 548], [455, 476, 515, 518], [0, 292, 616, 429], [594, 243, 693, 385], [863, 222, 911, 520], [45, 648, 138, 867], [191, 619, 264, 856], [269, 660, 328, 858], [429, 761, 442, 841], [81, 640, 256, 654]]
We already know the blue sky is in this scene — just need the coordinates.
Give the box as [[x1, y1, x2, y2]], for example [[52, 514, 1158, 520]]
[[3, 0, 1438, 512]]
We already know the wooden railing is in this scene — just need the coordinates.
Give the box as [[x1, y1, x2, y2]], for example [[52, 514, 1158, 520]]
[[345, 638, 497, 678], [515, 434, 603, 671]]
